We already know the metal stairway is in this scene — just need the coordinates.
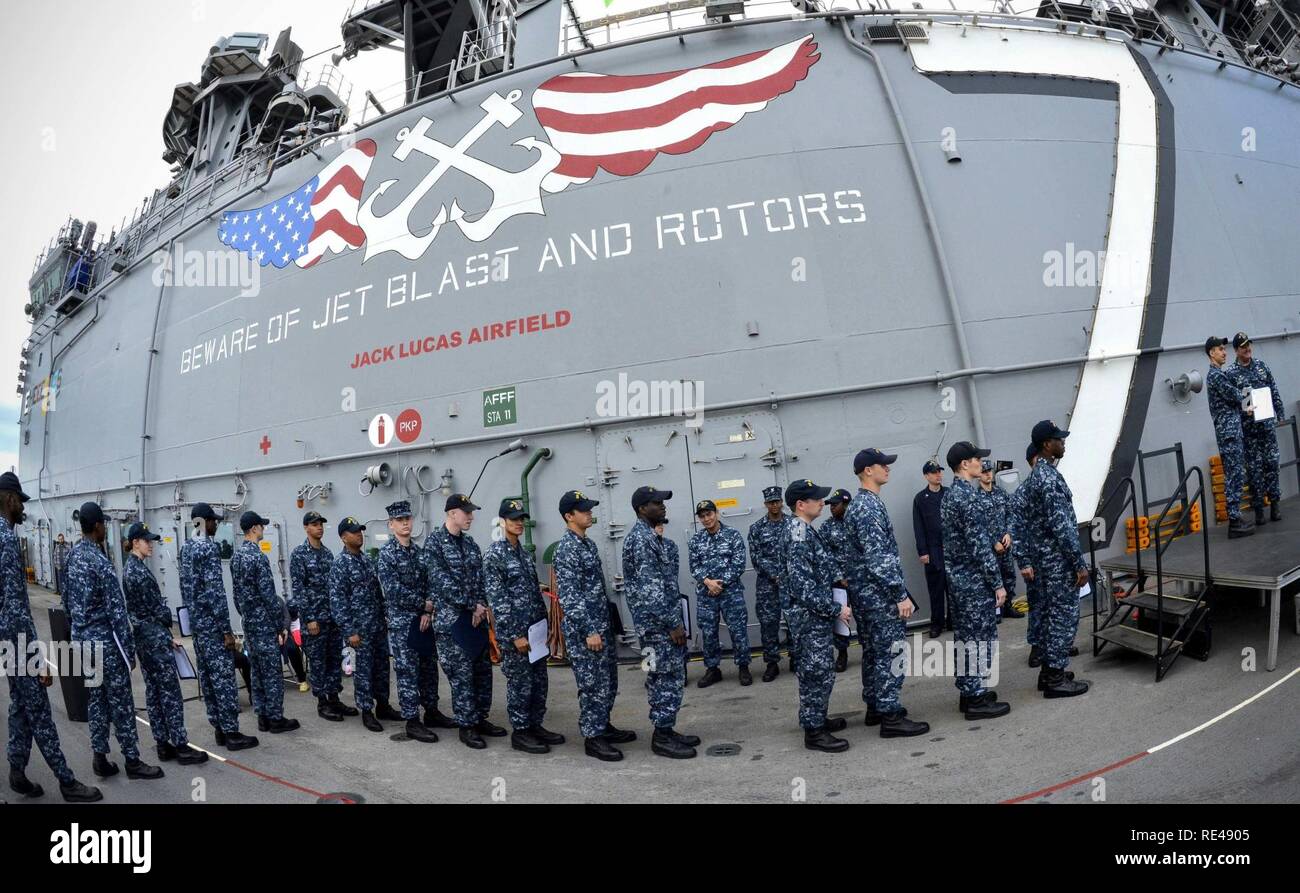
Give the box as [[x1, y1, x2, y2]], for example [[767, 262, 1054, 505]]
[[1089, 447, 1212, 681]]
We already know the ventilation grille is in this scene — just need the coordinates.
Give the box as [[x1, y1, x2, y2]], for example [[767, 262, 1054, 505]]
[[864, 21, 929, 42]]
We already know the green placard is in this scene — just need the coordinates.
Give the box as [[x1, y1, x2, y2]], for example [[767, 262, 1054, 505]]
[[483, 386, 517, 428]]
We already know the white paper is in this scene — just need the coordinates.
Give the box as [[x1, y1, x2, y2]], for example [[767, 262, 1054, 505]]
[[833, 588, 850, 637], [1249, 387, 1275, 422], [1079, 581, 1092, 599], [173, 644, 197, 680], [680, 596, 691, 637], [527, 618, 550, 664], [111, 631, 131, 666]]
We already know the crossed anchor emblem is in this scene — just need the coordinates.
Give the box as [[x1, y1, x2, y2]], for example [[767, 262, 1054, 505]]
[[358, 90, 561, 261]]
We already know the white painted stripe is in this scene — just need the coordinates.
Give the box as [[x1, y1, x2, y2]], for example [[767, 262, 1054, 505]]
[[533, 35, 809, 115], [1147, 663, 1300, 754], [134, 715, 227, 763], [909, 23, 1159, 520], [542, 98, 770, 157]]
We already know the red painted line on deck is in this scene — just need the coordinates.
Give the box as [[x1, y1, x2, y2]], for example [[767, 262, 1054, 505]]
[[1001, 750, 1150, 804], [219, 756, 354, 803]]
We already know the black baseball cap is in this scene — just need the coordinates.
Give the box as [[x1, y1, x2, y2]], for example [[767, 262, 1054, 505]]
[[559, 490, 600, 516], [785, 479, 831, 508], [1232, 332, 1251, 349], [445, 494, 480, 513], [854, 448, 898, 475], [79, 502, 105, 527], [826, 489, 852, 506], [1204, 336, 1228, 355], [239, 511, 270, 532], [302, 511, 326, 526], [191, 503, 218, 521], [695, 499, 718, 515], [631, 486, 672, 510], [0, 471, 29, 502], [922, 460, 942, 475], [337, 517, 366, 536], [1031, 420, 1070, 447], [126, 522, 161, 543], [946, 441, 991, 471], [762, 486, 783, 503], [499, 498, 529, 520]]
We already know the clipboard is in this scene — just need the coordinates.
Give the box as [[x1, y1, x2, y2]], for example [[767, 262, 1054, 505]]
[[173, 644, 198, 680], [1249, 387, 1275, 422], [176, 606, 193, 638], [450, 609, 490, 658], [407, 614, 436, 658], [833, 588, 851, 637], [527, 618, 550, 664], [679, 596, 691, 637]]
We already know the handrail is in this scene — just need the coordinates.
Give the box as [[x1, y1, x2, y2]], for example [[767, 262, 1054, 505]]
[[1088, 475, 1140, 643], [1150, 465, 1210, 659]]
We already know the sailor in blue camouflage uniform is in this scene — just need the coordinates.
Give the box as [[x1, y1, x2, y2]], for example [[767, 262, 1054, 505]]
[[2, 472, 102, 801], [289, 511, 356, 723], [179, 503, 258, 750], [1011, 444, 1046, 666], [427, 494, 506, 748], [1019, 422, 1090, 698], [1227, 332, 1287, 526], [553, 490, 633, 761], [979, 460, 1025, 621], [329, 517, 399, 731], [622, 487, 699, 759], [841, 450, 931, 738], [818, 489, 854, 673], [939, 445, 1013, 720], [653, 518, 689, 684], [231, 510, 300, 734], [749, 486, 793, 681], [483, 498, 565, 754], [781, 479, 855, 752], [689, 499, 752, 688], [1205, 336, 1255, 538], [378, 500, 443, 744], [64, 502, 164, 781], [122, 522, 206, 766]]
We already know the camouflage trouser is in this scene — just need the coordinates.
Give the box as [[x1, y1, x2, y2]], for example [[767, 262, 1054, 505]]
[[639, 630, 685, 729], [302, 619, 343, 699], [349, 631, 392, 712], [1039, 563, 1081, 670], [87, 645, 140, 760], [779, 584, 801, 667], [997, 553, 1018, 596], [1243, 423, 1281, 503], [859, 601, 906, 715], [754, 576, 783, 665], [6, 667, 75, 784], [1024, 570, 1044, 648], [437, 634, 493, 727], [1217, 433, 1247, 520], [563, 624, 618, 738], [389, 613, 440, 720], [193, 627, 240, 733], [787, 607, 836, 730], [499, 646, 548, 731], [134, 623, 189, 748], [245, 626, 285, 720], [698, 586, 751, 668], [949, 583, 998, 698]]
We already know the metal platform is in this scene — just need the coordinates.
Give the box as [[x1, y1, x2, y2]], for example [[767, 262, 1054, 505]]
[[1100, 495, 1300, 671]]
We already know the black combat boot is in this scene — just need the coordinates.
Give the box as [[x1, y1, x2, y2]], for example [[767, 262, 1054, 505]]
[[880, 713, 930, 738], [267, 717, 301, 734], [962, 692, 1011, 720], [406, 719, 438, 743], [603, 723, 637, 744], [834, 647, 848, 673], [9, 768, 44, 799], [222, 731, 259, 751], [864, 706, 908, 726], [459, 726, 487, 749], [476, 719, 508, 738], [329, 694, 359, 717], [92, 753, 119, 778], [375, 701, 404, 722], [424, 708, 456, 729], [823, 716, 848, 733], [257, 714, 270, 732], [957, 692, 997, 713], [125, 757, 164, 780], [803, 727, 850, 753], [1027, 645, 1043, 667], [738, 664, 753, 686], [761, 661, 780, 682], [532, 726, 566, 746], [317, 698, 344, 722], [1270, 501, 1281, 522], [1036, 666, 1076, 691], [697, 667, 723, 688], [511, 729, 549, 754], [1255, 504, 1267, 526], [1228, 516, 1255, 539], [175, 745, 208, 765], [156, 742, 178, 762], [361, 711, 384, 733], [651, 727, 697, 759], [1041, 668, 1090, 698], [59, 780, 103, 803], [584, 735, 623, 762], [788, 654, 797, 674], [671, 728, 702, 746]]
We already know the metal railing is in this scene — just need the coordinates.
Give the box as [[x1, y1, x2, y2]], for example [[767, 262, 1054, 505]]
[[1088, 475, 1142, 641]]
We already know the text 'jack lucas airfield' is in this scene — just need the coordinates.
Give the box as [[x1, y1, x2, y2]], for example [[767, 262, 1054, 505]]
[[350, 310, 572, 369]]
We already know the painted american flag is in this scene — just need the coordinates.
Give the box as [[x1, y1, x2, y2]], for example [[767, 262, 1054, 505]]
[[218, 138, 377, 270], [533, 35, 820, 193]]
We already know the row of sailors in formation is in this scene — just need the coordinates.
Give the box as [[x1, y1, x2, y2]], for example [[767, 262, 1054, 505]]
[[0, 417, 1088, 799]]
